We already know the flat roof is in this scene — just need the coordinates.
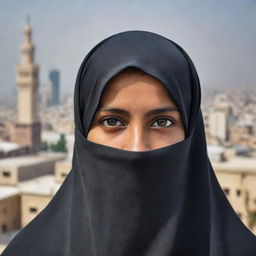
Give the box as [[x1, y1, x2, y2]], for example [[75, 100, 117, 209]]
[[19, 174, 61, 196], [212, 157, 256, 174], [0, 173, 63, 199], [207, 145, 225, 154], [42, 131, 74, 143], [0, 152, 66, 167], [0, 185, 20, 200], [0, 141, 21, 153]]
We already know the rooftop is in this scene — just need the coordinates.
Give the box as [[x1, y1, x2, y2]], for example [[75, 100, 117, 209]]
[[207, 145, 225, 154], [0, 142, 21, 153], [19, 174, 61, 196], [0, 186, 20, 200], [212, 156, 256, 174], [0, 172, 63, 199], [0, 152, 66, 167]]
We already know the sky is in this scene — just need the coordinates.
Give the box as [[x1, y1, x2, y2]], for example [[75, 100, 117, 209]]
[[0, 0, 256, 98]]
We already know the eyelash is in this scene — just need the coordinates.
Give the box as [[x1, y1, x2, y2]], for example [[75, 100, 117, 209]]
[[98, 116, 175, 129]]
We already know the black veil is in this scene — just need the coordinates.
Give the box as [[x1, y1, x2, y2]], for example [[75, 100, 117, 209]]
[[2, 31, 256, 256]]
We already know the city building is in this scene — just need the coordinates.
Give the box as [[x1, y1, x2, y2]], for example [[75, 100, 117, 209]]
[[19, 174, 61, 227], [0, 17, 71, 253], [0, 156, 70, 237], [0, 186, 20, 234], [0, 152, 66, 186], [212, 157, 256, 234], [7, 19, 41, 153], [208, 104, 233, 143], [39, 83, 52, 109], [49, 70, 60, 106], [54, 160, 71, 183], [0, 141, 29, 159]]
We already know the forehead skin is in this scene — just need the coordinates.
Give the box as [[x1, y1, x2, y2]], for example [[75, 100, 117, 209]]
[[100, 71, 178, 111]]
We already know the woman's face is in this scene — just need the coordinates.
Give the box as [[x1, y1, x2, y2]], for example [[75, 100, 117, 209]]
[[87, 71, 185, 151]]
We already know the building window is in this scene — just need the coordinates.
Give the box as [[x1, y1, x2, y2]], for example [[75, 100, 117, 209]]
[[236, 189, 241, 197], [2, 224, 7, 233], [29, 207, 38, 213], [223, 188, 230, 196], [2, 170, 10, 177]]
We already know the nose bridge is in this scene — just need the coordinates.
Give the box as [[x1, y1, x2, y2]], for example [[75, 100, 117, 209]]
[[124, 121, 150, 151]]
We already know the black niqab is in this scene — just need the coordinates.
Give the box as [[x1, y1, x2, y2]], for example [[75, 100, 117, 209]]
[[2, 31, 256, 256]]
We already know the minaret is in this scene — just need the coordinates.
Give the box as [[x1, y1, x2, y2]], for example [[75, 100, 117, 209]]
[[11, 17, 41, 152], [17, 16, 39, 124]]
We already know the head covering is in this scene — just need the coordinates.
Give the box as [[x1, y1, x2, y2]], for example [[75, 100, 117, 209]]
[[2, 31, 256, 256]]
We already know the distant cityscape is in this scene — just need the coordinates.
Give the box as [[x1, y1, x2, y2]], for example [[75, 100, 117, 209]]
[[0, 21, 255, 253]]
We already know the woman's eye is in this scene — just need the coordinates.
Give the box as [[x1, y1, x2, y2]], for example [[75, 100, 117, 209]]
[[151, 118, 174, 128], [101, 117, 124, 127]]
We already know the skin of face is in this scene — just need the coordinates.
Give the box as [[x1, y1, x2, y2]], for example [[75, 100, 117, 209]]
[[87, 71, 185, 151]]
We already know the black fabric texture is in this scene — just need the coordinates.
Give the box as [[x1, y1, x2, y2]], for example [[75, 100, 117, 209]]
[[2, 31, 256, 256]]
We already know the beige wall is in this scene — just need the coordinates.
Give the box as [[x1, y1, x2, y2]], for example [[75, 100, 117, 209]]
[[0, 195, 21, 234], [18, 88, 34, 124], [21, 193, 52, 228], [0, 167, 18, 186], [215, 170, 256, 233], [216, 172, 247, 221], [0, 159, 62, 186], [10, 122, 41, 152], [245, 175, 256, 211], [54, 160, 71, 183], [18, 161, 55, 182]]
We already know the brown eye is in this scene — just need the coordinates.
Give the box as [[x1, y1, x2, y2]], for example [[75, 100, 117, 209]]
[[151, 118, 174, 128], [101, 117, 124, 127]]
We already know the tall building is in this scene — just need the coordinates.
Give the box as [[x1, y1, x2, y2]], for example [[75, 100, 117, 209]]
[[209, 95, 234, 143], [209, 110, 229, 142], [9, 18, 41, 152], [49, 70, 60, 106]]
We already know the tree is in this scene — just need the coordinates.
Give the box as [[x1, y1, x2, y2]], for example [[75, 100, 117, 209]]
[[41, 141, 48, 151], [50, 133, 68, 153]]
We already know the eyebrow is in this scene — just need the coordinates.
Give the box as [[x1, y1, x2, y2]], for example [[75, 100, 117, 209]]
[[98, 106, 179, 117]]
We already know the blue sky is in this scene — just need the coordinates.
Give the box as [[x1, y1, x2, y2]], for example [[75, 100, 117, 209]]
[[0, 0, 256, 98]]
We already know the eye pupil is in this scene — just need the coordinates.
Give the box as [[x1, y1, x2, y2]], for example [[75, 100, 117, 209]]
[[107, 118, 117, 126], [157, 119, 167, 126]]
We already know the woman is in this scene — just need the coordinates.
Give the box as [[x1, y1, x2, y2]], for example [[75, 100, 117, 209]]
[[2, 31, 256, 255]]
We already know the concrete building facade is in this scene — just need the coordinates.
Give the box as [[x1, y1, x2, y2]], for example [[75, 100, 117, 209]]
[[19, 174, 61, 227], [0, 153, 66, 186], [0, 186, 20, 234], [213, 157, 256, 233]]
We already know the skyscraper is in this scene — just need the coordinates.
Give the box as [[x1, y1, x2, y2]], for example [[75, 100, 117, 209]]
[[49, 70, 60, 106]]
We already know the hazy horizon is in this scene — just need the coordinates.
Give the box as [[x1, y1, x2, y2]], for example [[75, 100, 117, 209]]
[[1, 0, 256, 98]]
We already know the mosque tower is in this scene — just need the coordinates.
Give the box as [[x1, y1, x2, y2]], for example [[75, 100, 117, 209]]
[[11, 17, 41, 152]]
